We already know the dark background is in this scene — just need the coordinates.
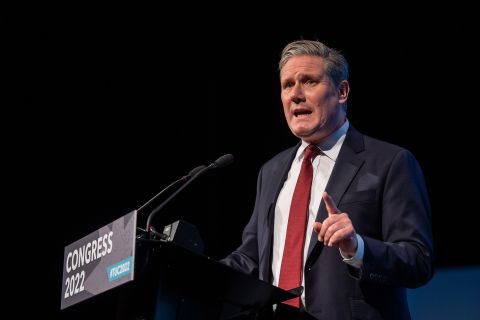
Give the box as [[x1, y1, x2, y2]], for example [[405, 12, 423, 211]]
[[6, 5, 478, 319]]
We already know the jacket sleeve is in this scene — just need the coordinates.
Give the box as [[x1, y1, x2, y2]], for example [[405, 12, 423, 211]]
[[220, 166, 265, 277], [351, 149, 434, 288]]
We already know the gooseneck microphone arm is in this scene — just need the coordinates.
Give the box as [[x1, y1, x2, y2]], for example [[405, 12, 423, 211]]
[[145, 154, 234, 231], [136, 165, 206, 213]]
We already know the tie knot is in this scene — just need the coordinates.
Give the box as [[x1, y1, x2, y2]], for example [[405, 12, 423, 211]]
[[304, 144, 319, 162]]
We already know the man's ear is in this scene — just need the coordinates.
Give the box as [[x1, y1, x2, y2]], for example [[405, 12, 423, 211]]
[[338, 80, 350, 104]]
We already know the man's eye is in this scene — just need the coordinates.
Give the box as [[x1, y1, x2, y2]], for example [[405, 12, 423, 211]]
[[305, 79, 317, 85]]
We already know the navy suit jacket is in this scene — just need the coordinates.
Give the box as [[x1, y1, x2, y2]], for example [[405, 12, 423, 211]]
[[222, 126, 433, 320]]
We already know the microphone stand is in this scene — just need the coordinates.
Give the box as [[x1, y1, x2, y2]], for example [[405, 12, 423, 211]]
[[145, 154, 234, 235]]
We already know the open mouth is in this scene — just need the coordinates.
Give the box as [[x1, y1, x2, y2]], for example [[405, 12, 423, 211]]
[[294, 109, 312, 117]]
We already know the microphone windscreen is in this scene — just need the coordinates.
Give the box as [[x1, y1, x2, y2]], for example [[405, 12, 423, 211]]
[[214, 154, 234, 168]]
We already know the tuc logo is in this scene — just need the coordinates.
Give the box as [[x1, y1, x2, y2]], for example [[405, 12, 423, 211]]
[[106, 256, 133, 282]]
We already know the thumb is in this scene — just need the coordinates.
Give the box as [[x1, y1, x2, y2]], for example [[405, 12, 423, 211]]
[[323, 191, 340, 215]]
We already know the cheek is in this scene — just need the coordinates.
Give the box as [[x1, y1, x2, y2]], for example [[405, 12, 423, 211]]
[[313, 101, 333, 117], [282, 99, 291, 117], [311, 106, 325, 120]]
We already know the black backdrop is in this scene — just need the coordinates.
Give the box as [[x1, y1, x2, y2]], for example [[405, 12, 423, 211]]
[[6, 6, 478, 319]]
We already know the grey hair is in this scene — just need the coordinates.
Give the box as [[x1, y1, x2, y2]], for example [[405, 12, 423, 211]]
[[279, 40, 349, 88]]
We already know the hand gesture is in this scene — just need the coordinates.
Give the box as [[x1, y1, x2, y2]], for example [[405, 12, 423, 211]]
[[313, 192, 358, 257]]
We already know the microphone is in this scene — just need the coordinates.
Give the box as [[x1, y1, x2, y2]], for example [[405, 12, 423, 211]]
[[195, 153, 234, 178], [136, 165, 206, 213], [145, 154, 234, 231]]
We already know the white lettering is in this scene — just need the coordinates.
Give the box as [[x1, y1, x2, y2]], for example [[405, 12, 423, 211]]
[[97, 236, 103, 258], [102, 234, 108, 256], [65, 231, 115, 274], [66, 252, 72, 273], [71, 249, 78, 271], [64, 270, 85, 299], [85, 242, 91, 263], [107, 231, 113, 254], [110, 261, 130, 278], [91, 239, 97, 260], [78, 245, 85, 268]]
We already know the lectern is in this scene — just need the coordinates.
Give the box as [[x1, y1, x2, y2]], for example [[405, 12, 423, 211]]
[[61, 212, 298, 320], [118, 239, 297, 320]]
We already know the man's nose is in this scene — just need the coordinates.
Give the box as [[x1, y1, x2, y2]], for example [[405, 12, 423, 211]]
[[290, 83, 305, 104]]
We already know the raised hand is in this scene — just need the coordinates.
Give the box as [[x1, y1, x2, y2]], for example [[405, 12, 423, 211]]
[[313, 192, 358, 257]]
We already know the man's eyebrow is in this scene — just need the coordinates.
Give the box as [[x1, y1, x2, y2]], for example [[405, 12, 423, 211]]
[[282, 72, 322, 82]]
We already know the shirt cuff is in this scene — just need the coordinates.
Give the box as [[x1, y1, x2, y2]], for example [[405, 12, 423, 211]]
[[340, 234, 364, 269]]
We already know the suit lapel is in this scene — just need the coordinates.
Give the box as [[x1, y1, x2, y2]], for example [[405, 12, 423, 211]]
[[258, 143, 300, 281], [306, 127, 365, 266], [267, 144, 300, 208]]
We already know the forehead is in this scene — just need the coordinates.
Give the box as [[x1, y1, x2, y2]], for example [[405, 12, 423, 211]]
[[280, 55, 326, 80]]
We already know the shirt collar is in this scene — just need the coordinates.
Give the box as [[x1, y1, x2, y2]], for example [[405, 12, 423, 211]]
[[295, 120, 350, 162]]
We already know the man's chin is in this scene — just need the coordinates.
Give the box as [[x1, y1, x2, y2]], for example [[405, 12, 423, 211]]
[[294, 131, 317, 141], [291, 125, 314, 137], [293, 130, 326, 144]]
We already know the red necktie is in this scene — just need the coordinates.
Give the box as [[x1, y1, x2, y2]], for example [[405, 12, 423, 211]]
[[278, 144, 319, 308]]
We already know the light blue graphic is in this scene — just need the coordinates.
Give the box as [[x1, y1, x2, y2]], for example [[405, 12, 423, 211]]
[[106, 256, 133, 282]]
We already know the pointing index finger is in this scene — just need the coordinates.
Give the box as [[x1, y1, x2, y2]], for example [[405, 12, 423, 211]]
[[323, 191, 340, 215]]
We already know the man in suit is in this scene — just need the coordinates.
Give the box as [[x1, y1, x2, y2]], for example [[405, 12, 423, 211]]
[[222, 40, 433, 319]]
